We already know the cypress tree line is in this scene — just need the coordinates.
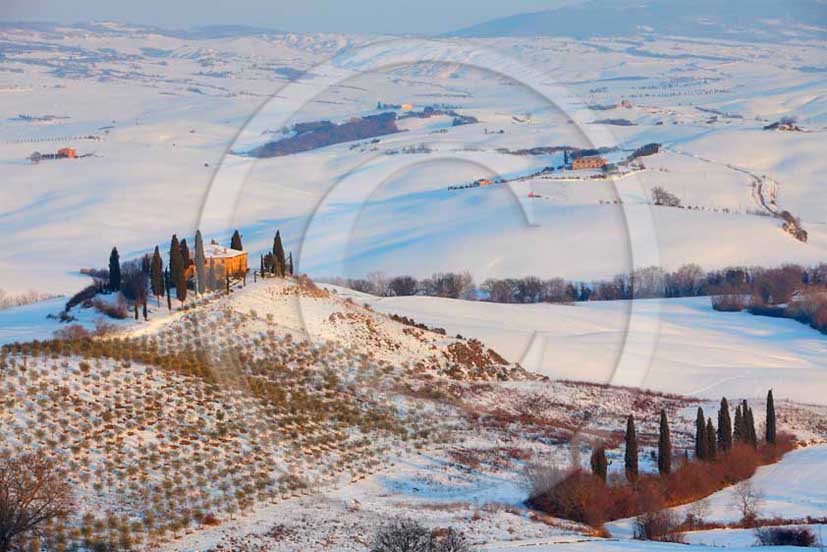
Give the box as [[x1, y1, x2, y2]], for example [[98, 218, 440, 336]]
[[624, 415, 638, 482], [705, 418, 717, 461], [717, 398, 733, 453], [169, 235, 182, 289], [108, 247, 121, 292], [766, 389, 776, 444], [230, 230, 243, 251], [590, 446, 608, 483], [658, 409, 672, 475], [194, 230, 206, 295], [695, 407, 706, 461], [150, 246, 164, 306]]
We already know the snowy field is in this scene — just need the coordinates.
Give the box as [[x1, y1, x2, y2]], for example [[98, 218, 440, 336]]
[[1, 24, 826, 296], [355, 292, 827, 405]]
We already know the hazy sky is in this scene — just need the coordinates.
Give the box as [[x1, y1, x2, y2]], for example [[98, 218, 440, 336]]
[[4, 0, 576, 35]]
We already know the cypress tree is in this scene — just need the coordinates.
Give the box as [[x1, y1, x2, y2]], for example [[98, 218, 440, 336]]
[[717, 397, 733, 453], [706, 418, 717, 461], [108, 247, 121, 292], [658, 409, 672, 475], [142, 300, 148, 321], [141, 253, 151, 275], [624, 415, 638, 482], [766, 389, 776, 444], [287, 252, 294, 276], [176, 260, 187, 305], [179, 238, 190, 274], [733, 404, 743, 443], [747, 406, 758, 448], [230, 230, 243, 251], [164, 268, 172, 311], [695, 407, 706, 461], [169, 235, 181, 288], [207, 259, 216, 291], [150, 246, 164, 306], [590, 446, 608, 483], [273, 230, 286, 277], [194, 230, 206, 295]]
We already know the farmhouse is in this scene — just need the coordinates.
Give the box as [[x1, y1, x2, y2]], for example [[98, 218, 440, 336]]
[[571, 156, 608, 170], [28, 147, 77, 163], [186, 241, 248, 279]]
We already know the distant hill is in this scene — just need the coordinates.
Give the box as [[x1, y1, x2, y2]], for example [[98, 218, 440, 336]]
[[449, 0, 826, 42]]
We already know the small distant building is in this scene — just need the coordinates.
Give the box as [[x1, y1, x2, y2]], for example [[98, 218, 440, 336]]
[[29, 147, 77, 164], [571, 156, 608, 170], [186, 241, 248, 280], [620, 99, 634, 108], [401, 103, 414, 111], [476, 178, 494, 186]]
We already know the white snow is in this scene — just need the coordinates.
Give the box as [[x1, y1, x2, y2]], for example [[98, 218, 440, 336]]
[[361, 294, 827, 404]]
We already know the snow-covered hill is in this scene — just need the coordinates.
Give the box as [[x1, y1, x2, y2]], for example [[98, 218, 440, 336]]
[[1, 24, 826, 296], [356, 292, 827, 405]]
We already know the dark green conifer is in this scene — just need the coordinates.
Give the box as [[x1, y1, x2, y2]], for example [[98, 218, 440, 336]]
[[194, 230, 206, 294], [169, 235, 182, 288], [108, 247, 121, 292], [658, 409, 672, 475], [273, 230, 286, 277], [695, 407, 706, 460], [706, 418, 717, 461], [150, 246, 164, 306], [766, 389, 776, 444], [625, 415, 638, 482], [717, 397, 733, 452], [231, 230, 243, 251], [591, 446, 608, 483]]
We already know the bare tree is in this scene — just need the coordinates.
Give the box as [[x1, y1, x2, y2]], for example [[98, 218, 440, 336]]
[[0, 453, 73, 552], [732, 480, 763, 527], [684, 498, 710, 529]]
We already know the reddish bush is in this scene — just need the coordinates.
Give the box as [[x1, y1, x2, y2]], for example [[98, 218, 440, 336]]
[[526, 470, 610, 526], [529, 437, 795, 527]]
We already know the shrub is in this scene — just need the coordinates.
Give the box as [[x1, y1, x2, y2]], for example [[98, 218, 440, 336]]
[[651, 186, 681, 207], [371, 519, 432, 552], [54, 325, 90, 340], [634, 510, 683, 542], [711, 294, 747, 312], [525, 469, 609, 526], [91, 296, 128, 320], [754, 526, 816, 547], [371, 520, 474, 552]]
